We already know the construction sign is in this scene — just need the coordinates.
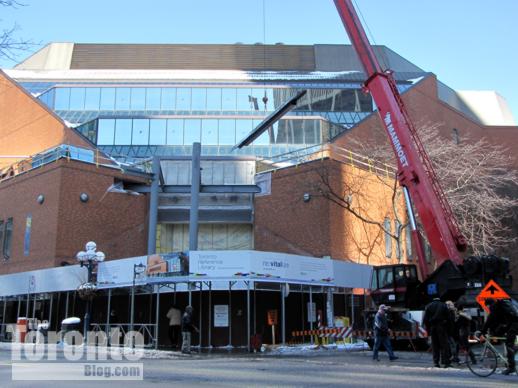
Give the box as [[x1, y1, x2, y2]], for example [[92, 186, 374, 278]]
[[476, 279, 510, 313]]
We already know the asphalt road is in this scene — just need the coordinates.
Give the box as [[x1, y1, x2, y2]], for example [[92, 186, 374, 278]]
[[0, 347, 516, 387]]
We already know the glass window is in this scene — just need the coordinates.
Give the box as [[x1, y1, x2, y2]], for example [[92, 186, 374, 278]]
[[176, 88, 191, 110], [236, 88, 252, 111], [54, 88, 70, 110], [292, 120, 304, 144], [115, 88, 130, 110], [84, 88, 100, 110], [218, 119, 235, 145], [384, 217, 392, 258], [405, 224, 412, 260], [149, 119, 166, 145], [235, 119, 252, 142], [248, 88, 262, 111], [191, 88, 206, 111], [132, 119, 149, 145], [130, 88, 146, 110], [114, 119, 132, 145], [201, 119, 218, 145], [206, 88, 221, 111], [2, 218, 13, 260], [303, 120, 318, 144], [97, 119, 116, 145], [100, 88, 116, 110], [253, 119, 270, 145], [184, 119, 201, 144], [161, 88, 176, 110], [167, 119, 183, 145], [262, 88, 275, 111], [221, 88, 236, 111], [146, 88, 161, 110], [69, 88, 85, 110], [377, 267, 393, 289], [395, 220, 402, 261]]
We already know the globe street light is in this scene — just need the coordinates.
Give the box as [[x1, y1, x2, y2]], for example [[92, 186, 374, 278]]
[[76, 241, 105, 344]]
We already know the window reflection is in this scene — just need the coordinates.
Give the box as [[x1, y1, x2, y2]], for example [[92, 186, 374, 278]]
[[149, 119, 166, 145], [161, 88, 176, 110], [235, 119, 252, 142], [130, 88, 146, 110], [100, 88, 116, 110], [236, 88, 252, 111], [54, 88, 70, 110], [167, 119, 183, 145], [115, 119, 132, 144], [69, 88, 85, 110], [97, 119, 115, 145], [191, 88, 206, 111], [222, 88, 236, 111], [115, 88, 130, 110], [218, 119, 235, 145], [184, 119, 201, 144], [206, 88, 221, 111], [201, 119, 218, 144], [132, 119, 149, 145], [176, 88, 191, 110], [146, 88, 161, 110], [84, 88, 100, 110]]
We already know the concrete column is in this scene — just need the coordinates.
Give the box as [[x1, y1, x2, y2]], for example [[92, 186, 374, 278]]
[[154, 286, 160, 350], [147, 156, 160, 254], [189, 142, 201, 251]]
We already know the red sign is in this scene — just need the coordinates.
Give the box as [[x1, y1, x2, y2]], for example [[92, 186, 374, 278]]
[[475, 279, 510, 313], [267, 310, 278, 326]]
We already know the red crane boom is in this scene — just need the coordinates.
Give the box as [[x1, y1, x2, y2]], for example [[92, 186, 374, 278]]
[[333, 0, 467, 278]]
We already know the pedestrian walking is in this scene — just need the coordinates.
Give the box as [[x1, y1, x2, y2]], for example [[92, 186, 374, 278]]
[[181, 305, 199, 354], [166, 304, 181, 349], [445, 300, 459, 363], [372, 304, 398, 361], [423, 297, 451, 368]]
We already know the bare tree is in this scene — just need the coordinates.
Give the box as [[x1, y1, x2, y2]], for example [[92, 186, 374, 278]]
[[345, 121, 518, 257], [0, 1, 34, 62], [306, 151, 406, 264]]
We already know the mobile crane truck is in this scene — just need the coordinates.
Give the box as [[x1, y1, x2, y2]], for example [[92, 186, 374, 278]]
[[332, 0, 515, 347]]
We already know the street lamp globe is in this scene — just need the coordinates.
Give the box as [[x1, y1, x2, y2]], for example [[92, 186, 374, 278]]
[[95, 251, 105, 262]]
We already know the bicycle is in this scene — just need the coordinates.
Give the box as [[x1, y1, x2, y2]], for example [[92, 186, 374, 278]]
[[466, 333, 511, 377]]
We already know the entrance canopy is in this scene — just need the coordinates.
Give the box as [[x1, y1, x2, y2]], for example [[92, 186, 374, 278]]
[[0, 250, 372, 296]]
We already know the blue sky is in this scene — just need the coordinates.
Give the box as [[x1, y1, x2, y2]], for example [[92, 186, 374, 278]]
[[2, 0, 517, 121]]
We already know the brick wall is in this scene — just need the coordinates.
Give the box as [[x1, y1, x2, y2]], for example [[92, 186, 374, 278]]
[[254, 158, 412, 267], [0, 70, 93, 169], [0, 159, 149, 274]]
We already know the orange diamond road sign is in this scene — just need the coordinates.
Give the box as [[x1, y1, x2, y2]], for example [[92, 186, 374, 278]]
[[476, 279, 510, 313]]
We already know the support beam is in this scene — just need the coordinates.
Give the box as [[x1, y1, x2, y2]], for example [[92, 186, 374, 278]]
[[189, 142, 201, 251], [155, 286, 160, 350], [281, 284, 286, 345], [106, 289, 112, 335], [228, 281, 232, 347], [309, 286, 313, 345], [48, 294, 53, 328], [208, 282, 212, 349], [147, 155, 160, 254], [65, 292, 69, 318]]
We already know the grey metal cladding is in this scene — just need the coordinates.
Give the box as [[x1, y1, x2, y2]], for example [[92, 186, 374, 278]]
[[70, 44, 316, 71], [314, 44, 424, 73]]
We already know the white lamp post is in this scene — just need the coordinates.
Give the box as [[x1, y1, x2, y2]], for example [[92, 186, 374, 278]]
[[76, 241, 105, 344]]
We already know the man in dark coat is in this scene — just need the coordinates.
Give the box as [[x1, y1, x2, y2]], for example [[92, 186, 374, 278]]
[[482, 298, 518, 375], [181, 305, 198, 354], [423, 298, 451, 368], [372, 304, 398, 361]]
